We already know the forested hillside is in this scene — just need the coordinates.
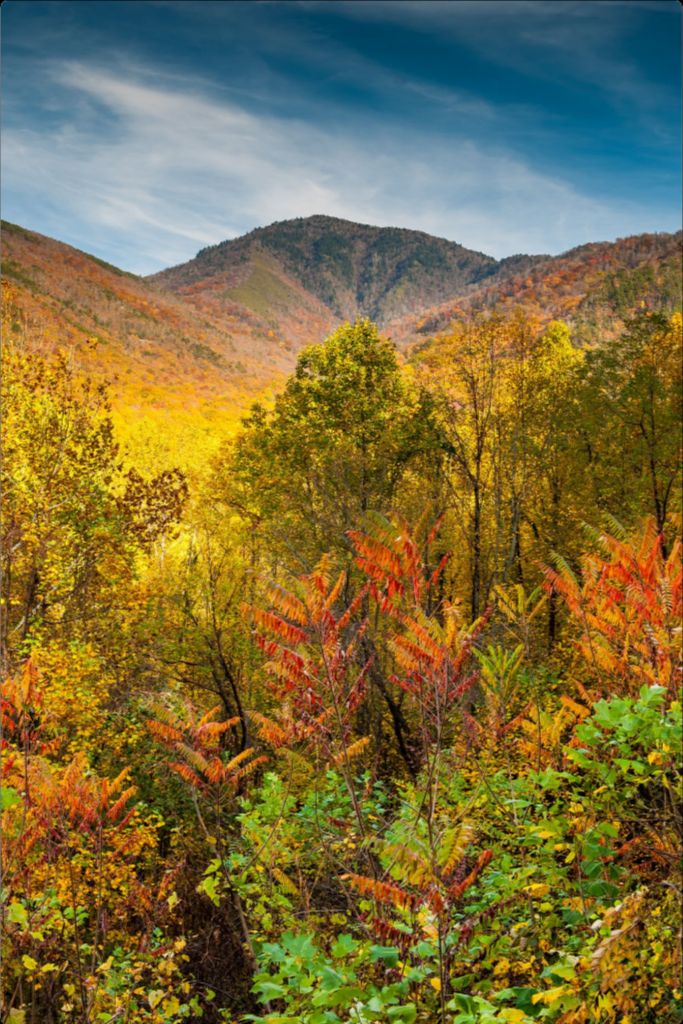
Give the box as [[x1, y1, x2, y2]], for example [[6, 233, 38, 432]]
[[1, 220, 682, 1024], [0, 221, 301, 469], [150, 215, 512, 324], [392, 231, 682, 344]]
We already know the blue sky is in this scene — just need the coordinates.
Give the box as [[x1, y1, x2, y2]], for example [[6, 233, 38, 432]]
[[2, 0, 680, 273]]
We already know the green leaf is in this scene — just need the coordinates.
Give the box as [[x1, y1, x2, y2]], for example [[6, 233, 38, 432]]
[[254, 981, 287, 1002], [7, 901, 28, 929], [544, 962, 576, 981], [331, 933, 358, 958], [387, 1005, 417, 1022], [197, 874, 219, 905], [370, 945, 400, 966], [1, 787, 20, 810]]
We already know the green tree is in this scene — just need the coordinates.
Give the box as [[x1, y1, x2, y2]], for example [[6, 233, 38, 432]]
[[582, 310, 682, 544], [224, 319, 438, 567], [522, 320, 586, 644]]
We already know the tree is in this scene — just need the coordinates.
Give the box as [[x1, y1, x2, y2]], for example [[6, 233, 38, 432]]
[[0, 344, 187, 758], [583, 310, 682, 545], [224, 319, 438, 568], [140, 490, 262, 752], [420, 314, 512, 619], [521, 320, 585, 644], [1, 346, 187, 666]]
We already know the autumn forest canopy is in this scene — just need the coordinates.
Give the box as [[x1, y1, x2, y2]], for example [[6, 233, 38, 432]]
[[1, 214, 682, 1024]]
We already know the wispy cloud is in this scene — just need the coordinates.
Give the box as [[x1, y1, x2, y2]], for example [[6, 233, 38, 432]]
[[314, 0, 678, 113], [2, 59, 676, 274]]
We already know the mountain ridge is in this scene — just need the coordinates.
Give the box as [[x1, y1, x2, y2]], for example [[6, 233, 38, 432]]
[[390, 228, 682, 343], [149, 214, 680, 339], [150, 214, 551, 325], [2, 217, 680, 456], [3, 215, 680, 470]]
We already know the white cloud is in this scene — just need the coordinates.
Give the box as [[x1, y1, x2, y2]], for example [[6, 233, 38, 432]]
[[2, 60, 676, 273]]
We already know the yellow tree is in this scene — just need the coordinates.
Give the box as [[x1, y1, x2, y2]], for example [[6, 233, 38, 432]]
[[419, 314, 514, 619], [1, 344, 186, 753]]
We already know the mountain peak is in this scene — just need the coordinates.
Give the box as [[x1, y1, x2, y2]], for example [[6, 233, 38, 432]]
[[154, 215, 502, 323]]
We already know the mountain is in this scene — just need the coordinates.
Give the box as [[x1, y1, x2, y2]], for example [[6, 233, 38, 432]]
[[3, 216, 680, 469], [150, 215, 680, 345], [150, 214, 546, 325], [1, 220, 311, 464], [389, 229, 682, 344]]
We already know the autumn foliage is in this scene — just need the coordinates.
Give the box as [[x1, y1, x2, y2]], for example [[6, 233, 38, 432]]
[[544, 520, 682, 697], [1, 300, 681, 1023]]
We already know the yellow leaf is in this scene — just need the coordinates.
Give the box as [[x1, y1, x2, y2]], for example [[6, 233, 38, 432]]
[[524, 883, 550, 898], [532, 985, 570, 1006]]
